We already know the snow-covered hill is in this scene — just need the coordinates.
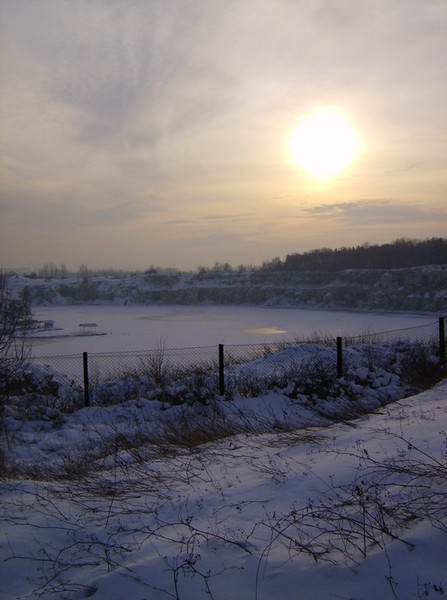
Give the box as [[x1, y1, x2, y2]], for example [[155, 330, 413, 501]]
[[6, 264, 447, 312]]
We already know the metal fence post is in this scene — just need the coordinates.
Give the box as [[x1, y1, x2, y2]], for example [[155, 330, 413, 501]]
[[337, 336, 343, 378], [439, 317, 446, 365], [83, 351, 90, 407], [218, 344, 225, 396]]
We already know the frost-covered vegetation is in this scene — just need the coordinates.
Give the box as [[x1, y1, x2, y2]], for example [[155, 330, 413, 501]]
[[5, 263, 447, 312], [2, 333, 443, 412], [0, 339, 446, 599], [6, 238, 447, 312]]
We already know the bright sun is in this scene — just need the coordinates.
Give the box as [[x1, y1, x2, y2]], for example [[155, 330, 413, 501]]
[[290, 108, 360, 178]]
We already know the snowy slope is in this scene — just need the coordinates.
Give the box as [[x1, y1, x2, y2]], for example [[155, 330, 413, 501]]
[[1, 380, 446, 600], [6, 264, 447, 312]]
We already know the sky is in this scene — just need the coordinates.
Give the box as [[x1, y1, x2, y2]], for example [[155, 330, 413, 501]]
[[1, 0, 446, 272]]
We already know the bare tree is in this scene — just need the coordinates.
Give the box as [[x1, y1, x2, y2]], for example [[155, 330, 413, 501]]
[[78, 263, 89, 281], [0, 273, 31, 395], [38, 262, 69, 279]]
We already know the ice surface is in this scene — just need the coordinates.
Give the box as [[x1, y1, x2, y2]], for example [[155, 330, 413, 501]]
[[29, 304, 436, 356]]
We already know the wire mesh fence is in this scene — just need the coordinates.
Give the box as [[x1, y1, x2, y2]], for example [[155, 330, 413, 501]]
[[345, 320, 439, 346], [30, 318, 445, 406], [222, 340, 339, 399], [342, 320, 441, 373], [31, 352, 85, 386], [32, 346, 219, 386], [87, 345, 219, 384]]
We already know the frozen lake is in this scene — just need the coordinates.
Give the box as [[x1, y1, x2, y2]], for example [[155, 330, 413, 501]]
[[29, 305, 437, 358]]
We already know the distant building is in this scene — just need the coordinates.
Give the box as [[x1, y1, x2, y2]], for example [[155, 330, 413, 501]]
[[79, 323, 98, 335], [21, 319, 55, 331]]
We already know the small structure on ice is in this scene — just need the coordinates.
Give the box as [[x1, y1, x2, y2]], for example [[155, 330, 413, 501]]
[[78, 323, 98, 335]]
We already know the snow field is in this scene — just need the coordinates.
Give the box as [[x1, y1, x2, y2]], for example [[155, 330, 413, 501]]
[[1, 370, 446, 599]]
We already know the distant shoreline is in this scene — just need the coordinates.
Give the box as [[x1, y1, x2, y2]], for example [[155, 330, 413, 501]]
[[25, 332, 107, 340]]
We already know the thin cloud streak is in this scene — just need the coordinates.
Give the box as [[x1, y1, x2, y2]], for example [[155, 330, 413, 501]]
[[305, 199, 446, 225]]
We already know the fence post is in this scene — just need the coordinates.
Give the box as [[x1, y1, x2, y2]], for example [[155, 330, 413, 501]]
[[337, 337, 343, 378], [440, 317, 446, 365], [218, 344, 225, 396], [83, 351, 90, 407]]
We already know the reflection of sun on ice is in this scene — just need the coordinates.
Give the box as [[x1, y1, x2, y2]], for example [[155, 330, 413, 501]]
[[290, 108, 360, 178]]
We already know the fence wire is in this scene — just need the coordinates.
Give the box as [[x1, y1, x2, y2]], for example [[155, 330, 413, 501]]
[[30, 319, 443, 405], [342, 321, 440, 373], [223, 341, 338, 397], [32, 346, 218, 386], [345, 320, 439, 346], [87, 345, 219, 384], [31, 353, 84, 386]]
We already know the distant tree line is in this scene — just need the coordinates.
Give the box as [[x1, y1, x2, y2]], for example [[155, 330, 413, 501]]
[[25, 263, 94, 280], [262, 238, 447, 272], [17, 238, 447, 279]]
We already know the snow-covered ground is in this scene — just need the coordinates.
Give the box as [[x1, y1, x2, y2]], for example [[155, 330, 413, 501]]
[[1, 374, 446, 599], [29, 305, 436, 356]]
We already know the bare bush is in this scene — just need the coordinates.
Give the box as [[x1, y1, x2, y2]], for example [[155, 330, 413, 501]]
[[254, 431, 447, 587], [0, 273, 32, 396]]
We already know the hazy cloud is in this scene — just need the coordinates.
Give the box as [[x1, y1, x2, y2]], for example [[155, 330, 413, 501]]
[[1, 0, 446, 270], [305, 199, 446, 225]]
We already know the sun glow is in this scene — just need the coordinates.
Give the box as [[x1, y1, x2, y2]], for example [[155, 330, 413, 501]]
[[290, 108, 360, 178]]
